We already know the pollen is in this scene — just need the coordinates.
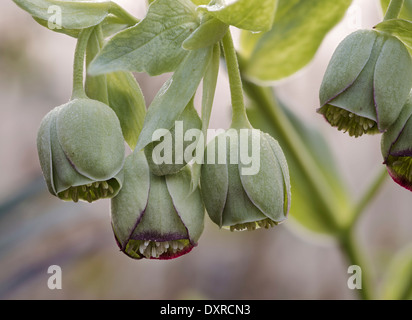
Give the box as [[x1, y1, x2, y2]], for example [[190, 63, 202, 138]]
[[318, 105, 379, 138]]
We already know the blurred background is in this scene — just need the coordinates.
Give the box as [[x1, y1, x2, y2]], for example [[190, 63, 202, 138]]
[[1, 0, 412, 300]]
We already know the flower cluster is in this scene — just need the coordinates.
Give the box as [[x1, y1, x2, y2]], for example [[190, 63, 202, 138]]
[[34, 8, 292, 260]]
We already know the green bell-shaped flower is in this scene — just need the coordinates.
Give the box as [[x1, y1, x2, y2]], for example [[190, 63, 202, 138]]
[[37, 98, 125, 202], [111, 150, 205, 260], [200, 129, 291, 231], [318, 29, 412, 137], [144, 98, 202, 176], [382, 93, 412, 191]]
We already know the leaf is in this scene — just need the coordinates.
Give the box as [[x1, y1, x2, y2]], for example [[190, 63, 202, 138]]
[[13, 0, 112, 29], [182, 17, 228, 50], [106, 72, 147, 150], [247, 97, 351, 237], [242, 0, 352, 82], [381, 0, 412, 20], [33, 13, 134, 38], [380, 246, 412, 300], [199, 0, 278, 32], [375, 19, 412, 54], [88, 0, 200, 76], [135, 46, 212, 152], [191, 43, 220, 191]]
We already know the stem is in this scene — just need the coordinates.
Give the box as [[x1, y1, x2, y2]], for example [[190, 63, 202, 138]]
[[71, 27, 94, 100], [338, 169, 387, 300], [349, 169, 387, 228], [384, 0, 405, 20], [221, 31, 252, 129], [340, 228, 374, 300]]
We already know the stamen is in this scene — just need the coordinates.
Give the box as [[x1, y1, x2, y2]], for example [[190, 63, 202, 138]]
[[318, 105, 378, 138], [72, 188, 79, 203]]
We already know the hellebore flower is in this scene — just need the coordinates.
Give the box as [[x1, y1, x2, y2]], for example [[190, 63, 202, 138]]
[[144, 98, 202, 176], [318, 29, 412, 137], [111, 150, 205, 260], [382, 93, 412, 191], [37, 98, 125, 203], [200, 129, 291, 231]]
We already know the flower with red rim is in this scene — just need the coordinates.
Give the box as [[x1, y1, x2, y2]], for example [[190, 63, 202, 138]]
[[382, 93, 412, 191], [111, 150, 205, 260]]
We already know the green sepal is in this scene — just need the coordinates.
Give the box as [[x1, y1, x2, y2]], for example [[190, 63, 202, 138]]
[[144, 97, 202, 176], [319, 30, 377, 107], [166, 166, 205, 245], [56, 98, 125, 181], [111, 151, 150, 248], [240, 132, 290, 223]]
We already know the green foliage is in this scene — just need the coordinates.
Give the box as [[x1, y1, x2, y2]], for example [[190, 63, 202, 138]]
[[13, 0, 111, 29], [241, 0, 352, 82], [89, 0, 200, 76], [199, 0, 278, 32], [12, 0, 412, 295]]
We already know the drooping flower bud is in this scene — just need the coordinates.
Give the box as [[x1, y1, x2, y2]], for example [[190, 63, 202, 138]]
[[37, 98, 125, 203], [381, 93, 412, 191], [318, 29, 412, 137], [200, 129, 291, 231], [111, 150, 205, 260], [144, 98, 202, 176]]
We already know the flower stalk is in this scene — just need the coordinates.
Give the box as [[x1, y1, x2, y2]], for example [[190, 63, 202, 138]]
[[72, 27, 94, 100], [221, 31, 252, 130]]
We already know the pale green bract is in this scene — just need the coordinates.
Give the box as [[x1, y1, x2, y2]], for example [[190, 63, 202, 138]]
[[241, 0, 352, 82], [375, 19, 412, 54], [135, 46, 212, 152], [89, 0, 200, 76], [381, 0, 412, 20], [199, 0, 278, 32]]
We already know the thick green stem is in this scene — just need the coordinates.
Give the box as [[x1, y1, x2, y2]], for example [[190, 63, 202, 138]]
[[384, 0, 405, 20], [338, 169, 387, 300], [71, 27, 94, 100], [221, 31, 252, 129], [349, 169, 387, 228], [340, 228, 374, 300]]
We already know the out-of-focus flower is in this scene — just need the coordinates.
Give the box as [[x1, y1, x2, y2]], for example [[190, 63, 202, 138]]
[[318, 29, 412, 137], [382, 93, 412, 191]]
